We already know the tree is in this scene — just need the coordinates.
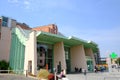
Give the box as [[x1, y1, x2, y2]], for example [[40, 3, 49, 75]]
[[116, 57, 120, 65]]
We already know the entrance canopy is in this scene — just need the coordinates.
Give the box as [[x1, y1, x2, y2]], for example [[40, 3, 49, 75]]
[[37, 31, 98, 52]]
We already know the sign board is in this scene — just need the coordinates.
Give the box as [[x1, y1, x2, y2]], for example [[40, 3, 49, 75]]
[[110, 52, 118, 59]]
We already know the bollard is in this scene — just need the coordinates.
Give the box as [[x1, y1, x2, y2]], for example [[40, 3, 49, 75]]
[[25, 70, 28, 77], [54, 68, 57, 80], [83, 70, 87, 80], [84, 70, 86, 75]]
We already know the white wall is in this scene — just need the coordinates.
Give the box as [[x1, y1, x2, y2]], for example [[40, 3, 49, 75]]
[[0, 27, 11, 62], [24, 31, 37, 75]]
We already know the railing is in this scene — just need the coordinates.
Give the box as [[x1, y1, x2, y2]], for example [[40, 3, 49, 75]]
[[0, 70, 28, 77]]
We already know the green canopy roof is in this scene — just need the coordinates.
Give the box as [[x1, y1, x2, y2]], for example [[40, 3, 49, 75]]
[[37, 31, 98, 52]]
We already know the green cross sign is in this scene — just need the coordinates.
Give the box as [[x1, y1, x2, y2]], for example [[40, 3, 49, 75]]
[[110, 52, 118, 59]]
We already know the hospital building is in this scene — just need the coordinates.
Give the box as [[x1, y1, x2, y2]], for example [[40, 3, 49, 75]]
[[0, 16, 100, 75]]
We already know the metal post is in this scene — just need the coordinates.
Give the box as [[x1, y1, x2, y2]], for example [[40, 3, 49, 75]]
[[8, 68, 9, 74], [107, 57, 112, 73], [54, 68, 56, 80], [83, 69, 87, 80], [25, 70, 28, 77]]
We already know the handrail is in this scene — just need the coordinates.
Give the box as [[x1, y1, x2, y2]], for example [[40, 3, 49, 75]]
[[0, 70, 26, 73], [0, 70, 28, 77]]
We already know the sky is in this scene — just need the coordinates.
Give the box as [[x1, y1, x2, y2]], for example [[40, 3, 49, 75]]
[[0, 0, 120, 57]]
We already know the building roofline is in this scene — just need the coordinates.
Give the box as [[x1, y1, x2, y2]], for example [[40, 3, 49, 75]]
[[37, 31, 98, 52]]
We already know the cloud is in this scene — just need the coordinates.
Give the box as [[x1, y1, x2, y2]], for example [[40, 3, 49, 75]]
[[8, 0, 76, 11], [39, 0, 75, 10], [8, 0, 19, 3], [8, 0, 31, 9], [23, 0, 30, 9]]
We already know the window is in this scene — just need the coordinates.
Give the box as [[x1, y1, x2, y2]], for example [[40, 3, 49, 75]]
[[40, 53, 42, 56], [40, 60, 42, 63], [2, 21, 8, 27], [65, 51, 69, 60], [2, 16, 8, 27]]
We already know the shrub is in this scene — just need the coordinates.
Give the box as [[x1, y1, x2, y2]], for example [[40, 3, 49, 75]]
[[0, 60, 9, 73]]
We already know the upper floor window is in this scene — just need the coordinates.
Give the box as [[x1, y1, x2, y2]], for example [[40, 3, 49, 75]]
[[2, 16, 8, 27], [2, 21, 8, 27]]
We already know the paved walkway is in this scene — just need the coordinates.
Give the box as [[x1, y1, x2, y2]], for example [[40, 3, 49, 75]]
[[66, 72, 120, 80], [0, 72, 120, 80], [0, 74, 37, 80]]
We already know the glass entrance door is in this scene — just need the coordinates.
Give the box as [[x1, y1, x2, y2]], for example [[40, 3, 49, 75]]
[[65, 47, 71, 73], [37, 47, 46, 69], [87, 60, 94, 72], [47, 49, 53, 73], [28, 61, 32, 73]]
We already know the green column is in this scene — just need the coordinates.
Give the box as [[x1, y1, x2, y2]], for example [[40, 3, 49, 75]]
[[9, 33, 14, 69], [21, 45, 25, 70], [51, 48, 54, 73], [46, 49, 48, 70], [17, 38, 20, 73]]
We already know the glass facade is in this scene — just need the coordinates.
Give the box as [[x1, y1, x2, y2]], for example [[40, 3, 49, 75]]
[[64, 47, 71, 73], [86, 56, 94, 72], [37, 43, 54, 73]]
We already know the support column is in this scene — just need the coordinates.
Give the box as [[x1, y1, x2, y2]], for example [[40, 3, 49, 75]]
[[54, 42, 66, 72], [70, 45, 87, 72], [85, 48, 96, 67]]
